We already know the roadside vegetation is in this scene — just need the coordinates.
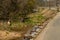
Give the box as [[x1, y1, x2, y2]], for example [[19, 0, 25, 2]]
[[0, 0, 47, 40], [0, 0, 46, 32]]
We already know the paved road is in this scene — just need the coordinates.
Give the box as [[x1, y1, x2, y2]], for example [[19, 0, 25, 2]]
[[35, 12, 60, 40]]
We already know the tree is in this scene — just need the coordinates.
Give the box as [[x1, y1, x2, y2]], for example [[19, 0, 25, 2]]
[[0, 0, 11, 20], [0, 0, 36, 22], [21, 0, 36, 22]]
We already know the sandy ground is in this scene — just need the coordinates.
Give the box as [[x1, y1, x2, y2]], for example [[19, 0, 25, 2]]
[[0, 30, 21, 40]]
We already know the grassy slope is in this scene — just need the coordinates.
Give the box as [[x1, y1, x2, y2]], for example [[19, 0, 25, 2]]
[[0, 8, 46, 31]]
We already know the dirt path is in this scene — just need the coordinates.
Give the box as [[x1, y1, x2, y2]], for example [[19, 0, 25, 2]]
[[35, 12, 60, 40]]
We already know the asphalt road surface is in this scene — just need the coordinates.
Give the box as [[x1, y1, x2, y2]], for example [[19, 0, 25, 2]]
[[35, 12, 60, 40]]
